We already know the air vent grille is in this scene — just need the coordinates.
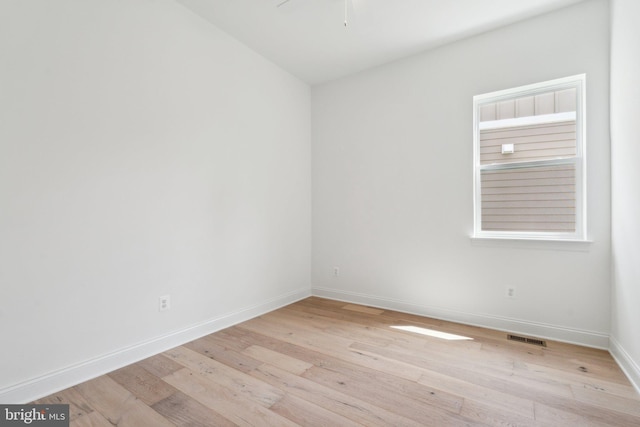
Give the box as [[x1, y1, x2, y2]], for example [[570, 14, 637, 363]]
[[507, 334, 547, 347]]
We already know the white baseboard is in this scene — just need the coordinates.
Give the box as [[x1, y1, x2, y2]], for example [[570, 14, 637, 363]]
[[312, 287, 609, 349], [0, 287, 311, 404], [609, 336, 640, 395], [4, 285, 622, 404]]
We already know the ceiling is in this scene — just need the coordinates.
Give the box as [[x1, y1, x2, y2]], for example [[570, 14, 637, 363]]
[[176, 0, 585, 85]]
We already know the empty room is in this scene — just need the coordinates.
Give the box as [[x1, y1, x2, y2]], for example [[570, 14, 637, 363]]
[[1, 0, 639, 425]]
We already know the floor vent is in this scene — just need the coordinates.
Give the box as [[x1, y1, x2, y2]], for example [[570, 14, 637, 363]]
[[507, 334, 547, 347]]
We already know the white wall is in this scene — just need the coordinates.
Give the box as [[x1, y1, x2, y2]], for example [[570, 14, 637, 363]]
[[0, 0, 310, 401], [312, 0, 611, 347], [610, 0, 640, 391]]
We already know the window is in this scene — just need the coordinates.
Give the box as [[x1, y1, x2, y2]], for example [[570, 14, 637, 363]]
[[473, 75, 586, 241]]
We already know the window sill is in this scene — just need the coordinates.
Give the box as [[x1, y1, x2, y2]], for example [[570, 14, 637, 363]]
[[470, 235, 593, 251]]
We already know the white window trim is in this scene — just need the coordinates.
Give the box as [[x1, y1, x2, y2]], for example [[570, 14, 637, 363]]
[[472, 74, 587, 242]]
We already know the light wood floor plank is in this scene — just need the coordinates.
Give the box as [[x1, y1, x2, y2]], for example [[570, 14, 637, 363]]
[[184, 335, 263, 373], [351, 341, 575, 399], [107, 363, 177, 406], [137, 353, 186, 379], [164, 346, 284, 408], [416, 366, 536, 419], [270, 394, 363, 427], [341, 303, 385, 315], [163, 367, 297, 427], [242, 345, 313, 375], [460, 399, 543, 427], [151, 391, 236, 427], [33, 386, 94, 422], [74, 376, 174, 427], [571, 384, 640, 417], [240, 313, 430, 382], [516, 360, 640, 400], [533, 402, 611, 427], [250, 362, 425, 427], [301, 364, 472, 426], [70, 410, 116, 427]]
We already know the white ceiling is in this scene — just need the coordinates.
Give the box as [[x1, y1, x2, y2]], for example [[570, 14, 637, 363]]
[[176, 0, 585, 85]]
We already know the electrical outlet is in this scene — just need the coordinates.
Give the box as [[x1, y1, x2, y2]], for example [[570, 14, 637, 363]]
[[506, 287, 516, 298], [333, 267, 340, 277], [159, 295, 171, 311]]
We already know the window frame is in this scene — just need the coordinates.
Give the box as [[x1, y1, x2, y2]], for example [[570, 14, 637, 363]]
[[472, 74, 587, 241]]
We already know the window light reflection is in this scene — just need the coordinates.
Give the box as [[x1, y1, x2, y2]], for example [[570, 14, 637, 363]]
[[391, 325, 473, 341]]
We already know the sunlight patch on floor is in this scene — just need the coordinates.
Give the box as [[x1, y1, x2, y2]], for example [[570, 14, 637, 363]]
[[391, 325, 473, 341]]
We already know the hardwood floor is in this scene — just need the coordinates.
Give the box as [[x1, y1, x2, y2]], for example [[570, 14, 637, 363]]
[[34, 297, 640, 426]]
